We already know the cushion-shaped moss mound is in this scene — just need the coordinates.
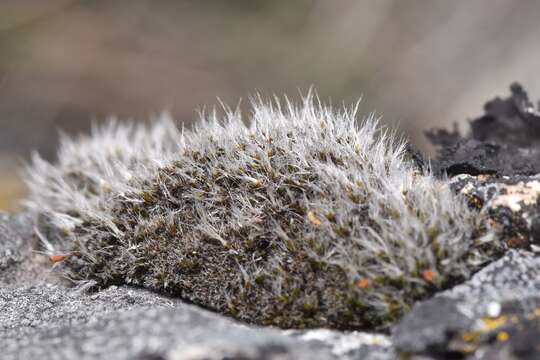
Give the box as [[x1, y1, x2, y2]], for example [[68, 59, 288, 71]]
[[26, 97, 499, 329]]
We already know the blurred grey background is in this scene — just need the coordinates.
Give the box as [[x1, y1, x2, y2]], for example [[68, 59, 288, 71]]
[[2, 0, 540, 210]]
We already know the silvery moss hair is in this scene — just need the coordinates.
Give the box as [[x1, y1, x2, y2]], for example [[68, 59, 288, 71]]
[[25, 95, 499, 329]]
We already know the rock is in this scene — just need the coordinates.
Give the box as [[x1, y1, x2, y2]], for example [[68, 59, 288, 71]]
[[427, 83, 540, 176], [285, 329, 393, 360], [426, 83, 540, 248], [393, 250, 540, 359], [0, 213, 31, 270], [449, 174, 540, 249], [390, 297, 473, 356], [0, 284, 394, 360], [428, 139, 535, 176], [0, 212, 54, 286]]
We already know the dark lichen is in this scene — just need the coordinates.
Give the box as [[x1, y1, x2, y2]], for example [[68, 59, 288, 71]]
[[428, 83, 540, 177]]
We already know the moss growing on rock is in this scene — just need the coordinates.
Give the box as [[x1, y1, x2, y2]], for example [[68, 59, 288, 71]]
[[25, 96, 500, 329]]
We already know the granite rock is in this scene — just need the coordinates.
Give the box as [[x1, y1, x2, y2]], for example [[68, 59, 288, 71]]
[[0, 284, 394, 360]]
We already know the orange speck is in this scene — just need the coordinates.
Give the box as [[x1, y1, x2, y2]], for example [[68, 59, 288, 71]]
[[307, 211, 322, 226], [49, 255, 68, 263], [422, 269, 434, 282], [356, 278, 370, 289]]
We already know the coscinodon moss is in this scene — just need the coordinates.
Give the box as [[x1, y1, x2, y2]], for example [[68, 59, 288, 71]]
[[25, 96, 501, 330]]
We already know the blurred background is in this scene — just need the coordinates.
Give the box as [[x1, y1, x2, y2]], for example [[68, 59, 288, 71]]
[[2, 0, 540, 211]]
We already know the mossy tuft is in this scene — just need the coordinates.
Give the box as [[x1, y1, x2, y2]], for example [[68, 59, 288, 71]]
[[25, 96, 500, 329]]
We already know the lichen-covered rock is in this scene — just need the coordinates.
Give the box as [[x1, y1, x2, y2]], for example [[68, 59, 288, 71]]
[[393, 250, 540, 359], [450, 174, 540, 250]]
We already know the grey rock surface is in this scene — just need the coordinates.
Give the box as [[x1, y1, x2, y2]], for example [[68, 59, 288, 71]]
[[1, 213, 36, 283], [0, 212, 59, 286], [0, 213, 393, 360], [0, 212, 27, 267], [0, 284, 394, 360], [393, 250, 540, 359]]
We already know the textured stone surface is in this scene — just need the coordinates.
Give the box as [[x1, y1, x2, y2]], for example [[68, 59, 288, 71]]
[[0, 284, 394, 360], [450, 174, 540, 249], [425, 83, 540, 249], [0, 212, 54, 286], [0, 213, 31, 271], [427, 83, 540, 177], [393, 250, 540, 359]]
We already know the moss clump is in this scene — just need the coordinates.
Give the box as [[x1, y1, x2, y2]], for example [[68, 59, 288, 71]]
[[25, 96, 500, 329]]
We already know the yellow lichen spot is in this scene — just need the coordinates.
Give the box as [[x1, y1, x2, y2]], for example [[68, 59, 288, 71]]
[[480, 316, 507, 331], [307, 211, 322, 226], [462, 331, 480, 343], [534, 308, 540, 317], [496, 331, 509, 342], [511, 315, 519, 324]]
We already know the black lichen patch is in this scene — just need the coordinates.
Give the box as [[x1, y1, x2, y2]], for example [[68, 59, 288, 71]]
[[427, 83, 540, 177]]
